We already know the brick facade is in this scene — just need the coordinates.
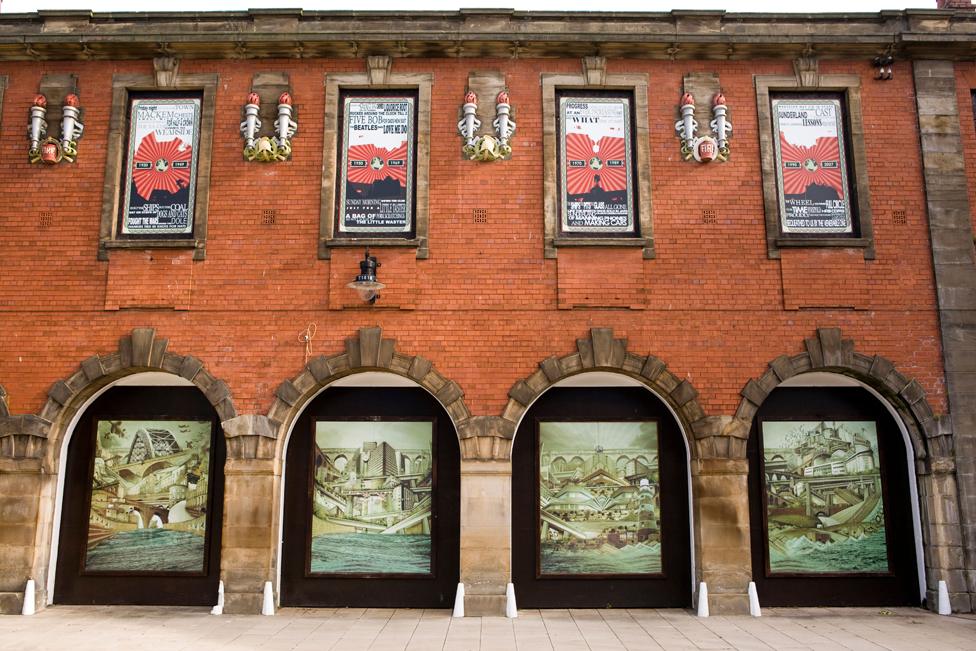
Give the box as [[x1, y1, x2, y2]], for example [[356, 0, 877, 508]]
[[1, 9, 975, 615]]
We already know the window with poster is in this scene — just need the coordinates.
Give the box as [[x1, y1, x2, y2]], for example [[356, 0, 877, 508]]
[[98, 71, 218, 261], [117, 92, 203, 241], [755, 73, 875, 259], [771, 93, 858, 239], [556, 91, 639, 238], [334, 90, 419, 239]]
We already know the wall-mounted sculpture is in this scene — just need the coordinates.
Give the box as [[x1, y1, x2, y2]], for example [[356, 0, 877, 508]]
[[28, 93, 84, 165]]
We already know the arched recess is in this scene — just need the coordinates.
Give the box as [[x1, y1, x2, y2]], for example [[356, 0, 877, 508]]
[[262, 326, 469, 608], [736, 327, 960, 610], [0, 327, 238, 611], [734, 327, 948, 462], [257, 326, 473, 462], [502, 328, 723, 460], [505, 328, 707, 609]]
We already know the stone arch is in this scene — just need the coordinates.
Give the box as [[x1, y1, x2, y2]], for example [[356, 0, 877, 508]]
[[497, 327, 717, 460], [733, 327, 949, 465], [0, 327, 237, 466], [735, 326, 956, 609], [242, 326, 473, 462]]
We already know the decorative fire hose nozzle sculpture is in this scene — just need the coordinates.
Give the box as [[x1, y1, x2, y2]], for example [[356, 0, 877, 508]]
[[493, 90, 516, 159], [674, 92, 698, 161], [458, 89, 515, 162], [457, 90, 482, 157], [675, 90, 732, 164], [709, 92, 732, 161], [241, 91, 297, 162], [29, 93, 84, 165]]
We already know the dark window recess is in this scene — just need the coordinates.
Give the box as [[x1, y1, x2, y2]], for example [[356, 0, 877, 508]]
[[770, 92, 861, 240], [512, 388, 691, 608], [281, 388, 459, 608], [555, 89, 640, 238], [54, 386, 224, 606]]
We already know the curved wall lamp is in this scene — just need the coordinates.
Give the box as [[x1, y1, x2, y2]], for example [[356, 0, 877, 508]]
[[347, 249, 384, 304]]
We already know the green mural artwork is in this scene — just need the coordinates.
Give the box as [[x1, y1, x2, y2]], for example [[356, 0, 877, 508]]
[[310, 421, 433, 575], [85, 419, 212, 573], [539, 421, 661, 576], [762, 421, 889, 574]]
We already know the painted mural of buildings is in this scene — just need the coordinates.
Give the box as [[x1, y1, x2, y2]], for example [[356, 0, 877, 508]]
[[538, 422, 661, 574], [762, 421, 888, 573], [309, 422, 433, 574]]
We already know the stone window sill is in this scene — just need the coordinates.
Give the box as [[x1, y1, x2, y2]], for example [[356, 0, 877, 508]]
[[551, 236, 654, 259], [774, 236, 874, 259], [99, 238, 205, 261], [319, 237, 427, 259]]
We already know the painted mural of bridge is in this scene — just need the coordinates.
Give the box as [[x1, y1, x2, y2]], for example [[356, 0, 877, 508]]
[[84, 419, 212, 572]]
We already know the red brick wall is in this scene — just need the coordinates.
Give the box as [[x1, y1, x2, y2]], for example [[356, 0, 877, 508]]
[[0, 56, 947, 422]]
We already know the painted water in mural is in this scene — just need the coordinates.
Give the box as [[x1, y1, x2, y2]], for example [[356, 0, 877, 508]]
[[762, 421, 889, 574], [310, 421, 433, 574], [539, 421, 661, 575], [86, 419, 211, 573]]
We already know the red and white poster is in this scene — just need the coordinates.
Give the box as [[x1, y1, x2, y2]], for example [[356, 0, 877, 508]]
[[122, 97, 200, 235], [772, 99, 852, 234], [559, 97, 634, 233], [339, 97, 414, 233]]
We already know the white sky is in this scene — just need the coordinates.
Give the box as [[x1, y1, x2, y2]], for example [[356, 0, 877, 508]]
[[0, 1, 943, 14]]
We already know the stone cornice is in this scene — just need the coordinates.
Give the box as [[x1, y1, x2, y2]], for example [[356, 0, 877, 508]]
[[0, 9, 975, 61]]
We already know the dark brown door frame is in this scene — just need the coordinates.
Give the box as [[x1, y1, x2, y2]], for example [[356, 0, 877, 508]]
[[747, 386, 921, 607], [279, 387, 460, 608], [53, 386, 225, 606], [512, 386, 693, 608]]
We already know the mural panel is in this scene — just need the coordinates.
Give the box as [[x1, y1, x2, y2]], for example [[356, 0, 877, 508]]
[[85, 419, 212, 573], [762, 420, 889, 574], [539, 421, 660, 576], [310, 421, 433, 575]]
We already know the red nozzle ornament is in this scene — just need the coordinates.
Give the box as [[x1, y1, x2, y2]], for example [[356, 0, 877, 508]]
[[496, 90, 510, 105], [278, 92, 292, 106]]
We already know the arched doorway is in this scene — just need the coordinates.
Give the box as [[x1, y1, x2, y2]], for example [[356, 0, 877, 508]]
[[53, 383, 224, 605], [511, 384, 692, 608], [279, 384, 460, 607], [747, 383, 920, 606]]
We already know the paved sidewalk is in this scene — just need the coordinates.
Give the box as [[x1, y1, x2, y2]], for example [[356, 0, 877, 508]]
[[1, 605, 975, 650]]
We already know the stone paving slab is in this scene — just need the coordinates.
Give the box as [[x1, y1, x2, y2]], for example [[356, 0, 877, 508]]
[[1, 606, 974, 651]]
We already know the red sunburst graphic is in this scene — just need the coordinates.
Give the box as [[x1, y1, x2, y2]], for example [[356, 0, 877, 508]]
[[779, 133, 844, 196], [565, 134, 627, 195], [346, 142, 408, 187], [131, 132, 193, 200]]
